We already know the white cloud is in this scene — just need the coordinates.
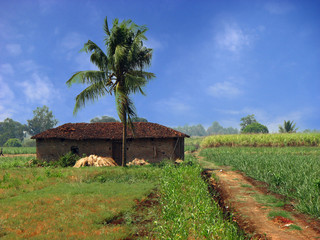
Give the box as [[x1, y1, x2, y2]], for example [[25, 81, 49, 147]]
[[0, 75, 15, 121], [18, 60, 40, 72], [208, 81, 242, 98], [0, 64, 14, 75], [18, 73, 56, 105], [156, 97, 191, 114], [215, 24, 251, 53], [265, 1, 294, 15], [61, 32, 85, 51], [144, 37, 164, 50], [6, 44, 22, 56], [38, 0, 57, 14]]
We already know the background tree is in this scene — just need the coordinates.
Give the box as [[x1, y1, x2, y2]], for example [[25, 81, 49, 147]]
[[303, 129, 320, 133], [66, 17, 155, 166], [174, 124, 207, 136], [279, 120, 298, 133], [242, 122, 269, 134], [224, 127, 239, 135], [207, 121, 224, 135], [0, 118, 26, 146], [240, 114, 257, 132], [90, 115, 119, 123], [131, 117, 148, 122], [207, 121, 239, 135], [27, 106, 58, 135], [4, 138, 22, 147]]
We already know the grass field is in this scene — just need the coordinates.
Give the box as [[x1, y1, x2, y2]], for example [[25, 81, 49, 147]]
[[0, 166, 161, 239], [0, 156, 35, 169], [0, 153, 246, 239], [200, 147, 320, 219], [185, 137, 204, 152], [1, 147, 36, 154], [201, 133, 320, 148], [154, 155, 245, 239]]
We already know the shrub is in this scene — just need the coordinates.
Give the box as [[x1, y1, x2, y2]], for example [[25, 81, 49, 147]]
[[57, 152, 80, 167], [22, 139, 36, 147], [242, 122, 269, 134], [4, 138, 22, 147]]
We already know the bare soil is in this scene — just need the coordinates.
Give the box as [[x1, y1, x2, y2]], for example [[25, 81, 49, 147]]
[[200, 158, 320, 240], [1, 154, 36, 157]]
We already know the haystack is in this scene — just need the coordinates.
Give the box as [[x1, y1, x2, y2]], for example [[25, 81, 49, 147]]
[[127, 158, 150, 166], [74, 155, 117, 168], [175, 159, 184, 164]]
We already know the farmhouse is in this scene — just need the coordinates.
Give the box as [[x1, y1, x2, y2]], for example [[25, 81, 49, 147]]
[[31, 122, 189, 165]]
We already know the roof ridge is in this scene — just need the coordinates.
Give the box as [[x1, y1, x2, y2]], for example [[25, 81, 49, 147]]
[[32, 122, 189, 140]]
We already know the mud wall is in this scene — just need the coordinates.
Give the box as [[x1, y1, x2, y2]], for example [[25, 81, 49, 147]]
[[36, 139, 112, 161], [36, 137, 185, 164]]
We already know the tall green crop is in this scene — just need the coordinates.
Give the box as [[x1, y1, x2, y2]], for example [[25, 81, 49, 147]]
[[201, 147, 320, 218]]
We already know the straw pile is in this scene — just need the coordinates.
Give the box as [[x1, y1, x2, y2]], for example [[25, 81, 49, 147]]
[[175, 159, 184, 164], [127, 158, 150, 166], [74, 155, 117, 168]]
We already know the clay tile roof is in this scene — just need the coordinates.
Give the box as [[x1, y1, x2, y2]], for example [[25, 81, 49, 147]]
[[31, 122, 189, 140]]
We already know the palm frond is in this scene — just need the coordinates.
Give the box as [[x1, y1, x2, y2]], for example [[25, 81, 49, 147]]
[[128, 70, 155, 80], [124, 74, 147, 95], [80, 40, 108, 72], [73, 80, 108, 115], [104, 16, 110, 36], [114, 44, 127, 68], [66, 71, 106, 87]]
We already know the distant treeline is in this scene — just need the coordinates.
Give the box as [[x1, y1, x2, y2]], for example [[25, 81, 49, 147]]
[[174, 121, 239, 136]]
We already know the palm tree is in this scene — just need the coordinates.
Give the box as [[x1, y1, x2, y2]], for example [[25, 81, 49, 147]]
[[66, 17, 155, 166], [279, 120, 298, 133]]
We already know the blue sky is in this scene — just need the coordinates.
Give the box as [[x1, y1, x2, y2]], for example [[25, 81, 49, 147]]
[[0, 0, 319, 132]]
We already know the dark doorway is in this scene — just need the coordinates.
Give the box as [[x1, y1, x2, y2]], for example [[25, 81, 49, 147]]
[[71, 146, 79, 155], [112, 142, 122, 165]]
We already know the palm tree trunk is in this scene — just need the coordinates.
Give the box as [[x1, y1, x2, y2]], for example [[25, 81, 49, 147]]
[[122, 112, 127, 167]]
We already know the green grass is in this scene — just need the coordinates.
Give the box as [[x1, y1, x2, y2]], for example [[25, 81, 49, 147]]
[[0, 166, 161, 239], [254, 194, 287, 208], [153, 154, 245, 239], [0, 156, 246, 239], [201, 133, 320, 148], [201, 147, 320, 218], [1, 147, 36, 154], [184, 136, 204, 152], [268, 210, 292, 220], [0, 156, 35, 169], [289, 225, 302, 230]]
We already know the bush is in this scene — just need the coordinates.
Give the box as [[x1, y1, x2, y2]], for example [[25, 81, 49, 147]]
[[4, 138, 22, 147], [242, 122, 269, 134], [57, 152, 80, 167], [22, 139, 36, 147]]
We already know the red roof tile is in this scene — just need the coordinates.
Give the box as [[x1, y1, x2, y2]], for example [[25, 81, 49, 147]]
[[31, 122, 189, 140]]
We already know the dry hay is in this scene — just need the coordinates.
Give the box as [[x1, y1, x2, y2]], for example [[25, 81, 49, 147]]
[[74, 155, 117, 168], [175, 159, 184, 164], [127, 158, 150, 166]]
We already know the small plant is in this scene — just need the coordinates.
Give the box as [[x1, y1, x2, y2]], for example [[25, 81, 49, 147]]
[[268, 210, 292, 220], [57, 152, 80, 167], [289, 224, 302, 230]]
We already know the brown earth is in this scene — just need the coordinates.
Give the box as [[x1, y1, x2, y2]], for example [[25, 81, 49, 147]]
[[200, 157, 320, 240], [1, 154, 36, 157]]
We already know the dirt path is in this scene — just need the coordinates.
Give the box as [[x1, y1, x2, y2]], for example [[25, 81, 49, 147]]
[[1, 154, 36, 157], [198, 156, 320, 240]]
